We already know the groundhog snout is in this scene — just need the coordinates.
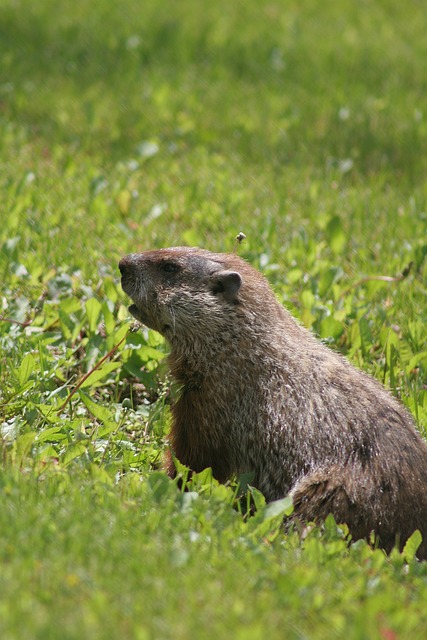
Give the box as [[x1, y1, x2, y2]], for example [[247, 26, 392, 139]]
[[118, 254, 139, 277]]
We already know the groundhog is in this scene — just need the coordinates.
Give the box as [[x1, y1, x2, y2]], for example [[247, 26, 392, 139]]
[[119, 246, 427, 558]]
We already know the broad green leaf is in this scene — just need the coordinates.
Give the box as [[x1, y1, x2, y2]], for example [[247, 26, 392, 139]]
[[36, 444, 60, 460], [397, 340, 413, 365], [318, 266, 343, 297], [147, 471, 176, 502], [249, 486, 266, 511], [101, 301, 115, 335], [103, 277, 119, 304], [320, 316, 343, 340], [79, 362, 121, 388], [16, 353, 35, 386], [407, 351, 427, 373], [12, 431, 36, 463], [402, 529, 423, 562], [326, 216, 346, 255], [79, 391, 115, 424], [237, 471, 255, 493], [263, 496, 294, 520], [62, 442, 88, 465], [59, 297, 82, 315], [106, 322, 129, 351], [36, 427, 68, 443], [36, 403, 61, 423], [85, 298, 102, 333], [300, 290, 315, 309]]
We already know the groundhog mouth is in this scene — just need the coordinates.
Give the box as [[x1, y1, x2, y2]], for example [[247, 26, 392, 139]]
[[128, 303, 169, 333]]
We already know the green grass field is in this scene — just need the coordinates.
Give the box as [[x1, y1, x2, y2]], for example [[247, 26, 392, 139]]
[[1, 0, 427, 637]]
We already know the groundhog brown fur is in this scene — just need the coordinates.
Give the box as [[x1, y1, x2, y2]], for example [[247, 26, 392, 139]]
[[119, 246, 427, 558]]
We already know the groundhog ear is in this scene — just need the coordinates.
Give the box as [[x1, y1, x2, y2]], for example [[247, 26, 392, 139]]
[[210, 270, 242, 300]]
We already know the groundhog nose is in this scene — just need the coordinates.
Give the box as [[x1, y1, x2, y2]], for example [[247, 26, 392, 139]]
[[118, 255, 136, 275]]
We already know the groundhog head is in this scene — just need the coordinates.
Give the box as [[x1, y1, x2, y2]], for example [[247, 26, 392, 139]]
[[119, 247, 243, 339]]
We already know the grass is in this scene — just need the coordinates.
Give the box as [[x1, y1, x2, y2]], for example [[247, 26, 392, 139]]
[[1, 0, 427, 637], [1, 470, 426, 640]]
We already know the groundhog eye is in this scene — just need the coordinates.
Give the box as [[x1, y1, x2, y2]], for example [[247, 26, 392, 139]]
[[160, 261, 181, 274]]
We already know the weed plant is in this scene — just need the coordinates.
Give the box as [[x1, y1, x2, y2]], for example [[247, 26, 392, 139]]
[[1, 1, 427, 638]]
